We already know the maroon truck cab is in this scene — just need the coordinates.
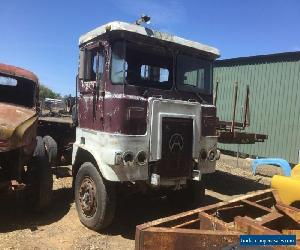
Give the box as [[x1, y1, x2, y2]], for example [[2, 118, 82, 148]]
[[72, 21, 220, 231]]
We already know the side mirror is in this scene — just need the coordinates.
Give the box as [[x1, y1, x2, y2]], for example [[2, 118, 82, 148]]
[[79, 50, 85, 80], [79, 49, 92, 81]]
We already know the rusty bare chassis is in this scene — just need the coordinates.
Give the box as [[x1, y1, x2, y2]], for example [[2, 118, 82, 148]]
[[38, 116, 75, 167], [0, 117, 74, 194], [136, 189, 300, 249]]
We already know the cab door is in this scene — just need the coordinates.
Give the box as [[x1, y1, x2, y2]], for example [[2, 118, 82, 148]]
[[78, 42, 106, 131]]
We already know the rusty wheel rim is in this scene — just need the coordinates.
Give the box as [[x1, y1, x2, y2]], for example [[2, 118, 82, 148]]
[[79, 177, 97, 217]]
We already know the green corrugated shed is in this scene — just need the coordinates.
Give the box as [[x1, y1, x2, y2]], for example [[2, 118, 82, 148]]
[[214, 51, 300, 163]]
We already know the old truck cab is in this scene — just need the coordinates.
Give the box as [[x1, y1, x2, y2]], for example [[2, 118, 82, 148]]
[[0, 64, 39, 155], [0, 64, 53, 211], [72, 21, 220, 230]]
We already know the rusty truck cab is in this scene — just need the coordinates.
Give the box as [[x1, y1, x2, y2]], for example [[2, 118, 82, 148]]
[[0, 64, 43, 196], [74, 21, 220, 185], [0, 64, 53, 211], [0, 64, 39, 183]]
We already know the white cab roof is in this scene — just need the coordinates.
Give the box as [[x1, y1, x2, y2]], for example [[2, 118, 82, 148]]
[[79, 21, 220, 57]]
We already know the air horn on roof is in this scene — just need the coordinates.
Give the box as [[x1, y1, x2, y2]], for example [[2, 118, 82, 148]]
[[135, 15, 151, 26]]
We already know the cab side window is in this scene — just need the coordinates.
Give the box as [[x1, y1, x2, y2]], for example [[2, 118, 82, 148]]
[[86, 47, 105, 81]]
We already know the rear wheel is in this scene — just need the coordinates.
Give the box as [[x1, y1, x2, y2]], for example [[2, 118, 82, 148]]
[[43, 135, 57, 168], [24, 136, 53, 211], [75, 162, 116, 231], [168, 180, 205, 209]]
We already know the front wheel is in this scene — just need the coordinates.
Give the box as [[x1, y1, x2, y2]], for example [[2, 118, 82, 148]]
[[74, 162, 116, 231]]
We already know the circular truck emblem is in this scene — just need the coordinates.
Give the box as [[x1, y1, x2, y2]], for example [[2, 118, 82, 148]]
[[169, 133, 184, 152]]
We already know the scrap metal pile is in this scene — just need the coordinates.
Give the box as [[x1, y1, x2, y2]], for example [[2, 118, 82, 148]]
[[136, 188, 300, 249]]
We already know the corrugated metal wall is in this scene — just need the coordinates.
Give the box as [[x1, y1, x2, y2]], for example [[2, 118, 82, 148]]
[[214, 52, 300, 163]]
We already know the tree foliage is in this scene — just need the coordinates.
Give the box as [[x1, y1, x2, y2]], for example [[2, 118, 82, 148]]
[[39, 84, 61, 100]]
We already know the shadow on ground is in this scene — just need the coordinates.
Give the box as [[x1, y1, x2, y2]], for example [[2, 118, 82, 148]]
[[204, 170, 269, 196], [104, 193, 221, 240], [105, 170, 269, 240], [0, 169, 269, 241], [0, 187, 73, 233]]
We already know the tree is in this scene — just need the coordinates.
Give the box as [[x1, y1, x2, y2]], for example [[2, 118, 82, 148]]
[[39, 84, 61, 100]]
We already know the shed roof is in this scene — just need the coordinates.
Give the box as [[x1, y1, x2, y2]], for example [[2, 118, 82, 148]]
[[79, 21, 220, 58], [215, 51, 300, 66]]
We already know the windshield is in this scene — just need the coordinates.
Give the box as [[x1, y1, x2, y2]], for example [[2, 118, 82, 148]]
[[111, 41, 173, 89], [110, 40, 213, 94], [176, 54, 213, 94], [0, 75, 35, 107]]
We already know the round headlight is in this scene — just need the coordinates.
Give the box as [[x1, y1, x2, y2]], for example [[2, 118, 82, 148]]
[[122, 151, 134, 164], [136, 151, 147, 165], [208, 150, 216, 161]]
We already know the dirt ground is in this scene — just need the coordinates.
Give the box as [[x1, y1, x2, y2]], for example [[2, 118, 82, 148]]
[[0, 156, 272, 250]]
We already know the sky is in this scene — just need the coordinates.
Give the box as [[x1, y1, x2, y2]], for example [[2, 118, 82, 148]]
[[1, 0, 299, 95]]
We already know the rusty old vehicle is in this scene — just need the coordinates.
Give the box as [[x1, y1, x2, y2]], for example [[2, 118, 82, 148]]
[[71, 21, 221, 230], [0, 63, 53, 210]]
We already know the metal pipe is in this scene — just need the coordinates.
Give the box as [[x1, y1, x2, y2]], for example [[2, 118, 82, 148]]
[[243, 85, 250, 129], [213, 81, 219, 106], [231, 82, 238, 133]]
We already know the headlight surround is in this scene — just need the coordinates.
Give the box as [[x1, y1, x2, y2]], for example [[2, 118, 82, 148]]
[[136, 151, 147, 166], [122, 151, 134, 164]]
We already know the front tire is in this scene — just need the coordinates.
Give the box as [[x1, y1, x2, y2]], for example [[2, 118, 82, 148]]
[[74, 162, 116, 231]]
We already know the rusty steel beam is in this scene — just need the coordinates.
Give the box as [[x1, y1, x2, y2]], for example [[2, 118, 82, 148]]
[[216, 83, 268, 145], [172, 218, 200, 229], [242, 199, 273, 213], [136, 189, 272, 230], [276, 203, 300, 224], [234, 216, 280, 235], [218, 120, 245, 130], [218, 130, 267, 144], [136, 189, 300, 249], [273, 189, 300, 223], [198, 212, 229, 231], [135, 227, 240, 250], [258, 212, 284, 225]]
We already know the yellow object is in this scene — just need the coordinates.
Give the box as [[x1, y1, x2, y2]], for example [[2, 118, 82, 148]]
[[271, 164, 300, 205], [292, 163, 300, 177]]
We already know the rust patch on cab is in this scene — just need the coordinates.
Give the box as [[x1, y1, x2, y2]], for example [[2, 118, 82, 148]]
[[0, 103, 37, 152]]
